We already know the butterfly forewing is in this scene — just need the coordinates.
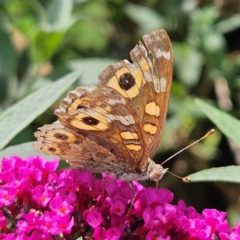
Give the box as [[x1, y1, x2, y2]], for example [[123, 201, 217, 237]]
[[142, 30, 173, 158], [98, 29, 173, 159]]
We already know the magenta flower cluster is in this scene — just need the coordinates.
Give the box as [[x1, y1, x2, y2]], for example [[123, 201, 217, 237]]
[[0, 156, 239, 239]]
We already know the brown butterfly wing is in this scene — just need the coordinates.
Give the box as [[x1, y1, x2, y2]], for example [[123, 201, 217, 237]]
[[39, 85, 149, 173], [142, 29, 173, 158], [34, 29, 172, 177], [34, 121, 130, 176], [98, 29, 173, 159]]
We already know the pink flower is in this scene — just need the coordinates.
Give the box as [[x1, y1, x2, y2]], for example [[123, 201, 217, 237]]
[[228, 224, 240, 239], [49, 195, 74, 216], [51, 214, 74, 234], [39, 211, 55, 233], [17, 212, 40, 234], [146, 229, 170, 240], [110, 197, 126, 216], [105, 227, 121, 240], [84, 209, 103, 229], [93, 226, 106, 239], [0, 155, 239, 239], [0, 186, 17, 206], [0, 210, 7, 232], [28, 229, 52, 240], [93, 227, 121, 240], [32, 185, 53, 207]]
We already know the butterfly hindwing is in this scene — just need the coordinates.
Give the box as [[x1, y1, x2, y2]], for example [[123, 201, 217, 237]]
[[34, 121, 132, 176]]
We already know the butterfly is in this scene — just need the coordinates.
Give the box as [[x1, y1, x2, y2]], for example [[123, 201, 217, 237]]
[[34, 29, 173, 182]]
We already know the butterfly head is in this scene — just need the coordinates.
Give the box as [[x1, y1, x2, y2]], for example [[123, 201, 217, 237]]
[[147, 158, 168, 182]]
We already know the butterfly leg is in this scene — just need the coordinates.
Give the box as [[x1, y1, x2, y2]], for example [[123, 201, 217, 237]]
[[100, 177, 106, 203], [127, 182, 136, 213]]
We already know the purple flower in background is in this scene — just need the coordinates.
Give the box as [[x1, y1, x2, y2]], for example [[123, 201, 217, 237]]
[[0, 155, 239, 239]]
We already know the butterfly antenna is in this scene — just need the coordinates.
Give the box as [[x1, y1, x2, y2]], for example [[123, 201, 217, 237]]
[[167, 171, 191, 182], [161, 129, 215, 181]]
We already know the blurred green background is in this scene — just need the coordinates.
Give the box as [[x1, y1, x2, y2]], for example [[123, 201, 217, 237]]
[[1, 0, 240, 225]]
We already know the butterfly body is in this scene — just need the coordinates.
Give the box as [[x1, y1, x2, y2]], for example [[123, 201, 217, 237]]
[[34, 29, 172, 182]]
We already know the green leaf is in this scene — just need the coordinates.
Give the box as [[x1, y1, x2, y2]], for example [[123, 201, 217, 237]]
[[0, 18, 17, 78], [0, 142, 53, 160], [173, 43, 203, 86], [195, 98, 240, 148], [185, 166, 240, 183], [188, 7, 226, 71], [0, 71, 82, 150], [0, 142, 70, 169], [227, 205, 240, 227], [68, 1, 110, 52], [46, 0, 74, 31], [31, 30, 63, 63], [217, 14, 240, 34], [68, 58, 116, 86], [124, 3, 166, 34]]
